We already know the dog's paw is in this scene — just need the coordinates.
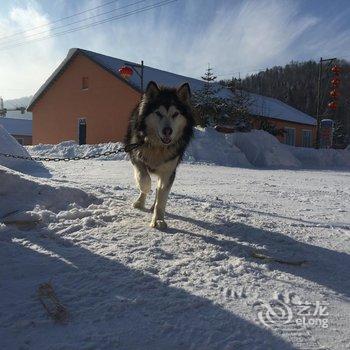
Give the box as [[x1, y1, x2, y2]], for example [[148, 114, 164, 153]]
[[133, 200, 145, 210], [150, 219, 168, 229]]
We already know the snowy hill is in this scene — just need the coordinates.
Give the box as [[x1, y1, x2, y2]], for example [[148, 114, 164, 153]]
[[3, 96, 32, 119]]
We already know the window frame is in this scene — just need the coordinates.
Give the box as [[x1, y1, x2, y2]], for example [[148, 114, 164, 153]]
[[284, 127, 296, 146], [81, 76, 89, 90], [301, 129, 312, 148]]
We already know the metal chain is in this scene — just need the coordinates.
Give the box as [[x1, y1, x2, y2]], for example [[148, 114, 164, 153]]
[[0, 142, 141, 162]]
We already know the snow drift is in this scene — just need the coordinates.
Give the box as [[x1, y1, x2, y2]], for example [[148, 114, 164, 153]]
[[184, 127, 252, 167], [0, 165, 99, 226], [289, 146, 350, 169], [0, 125, 46, 174], [26, 129, 350, 169], [226, 130, 301, 168], [27, 140, 128, 161]]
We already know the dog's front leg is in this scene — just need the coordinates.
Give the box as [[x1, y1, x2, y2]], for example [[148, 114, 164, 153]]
[[150, 171, 175, 229], [133, 163, 151, 210]]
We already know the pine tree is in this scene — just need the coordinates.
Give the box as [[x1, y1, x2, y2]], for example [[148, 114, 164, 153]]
[[224, 77, 253, 131], [193, 66, 253, 131], [201, 64, 217, 95], [193, 64, 222, 126]]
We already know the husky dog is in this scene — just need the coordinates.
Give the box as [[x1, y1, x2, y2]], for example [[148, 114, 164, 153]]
[[124, 81, 194, 229]]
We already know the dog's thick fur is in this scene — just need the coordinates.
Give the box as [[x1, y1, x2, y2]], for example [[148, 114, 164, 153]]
[[124, 81, 195, 229]]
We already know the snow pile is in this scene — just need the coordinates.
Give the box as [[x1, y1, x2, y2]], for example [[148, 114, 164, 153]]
[[189, 128, 349, 169], [289, 146, 350, 169], [226, 130, 301, 168], [184, 127, 252, 167], [27, 140, 128, 161], [0, 165, 99, 227], [0, 125, 43, 173], [26, 129, 350, 169]]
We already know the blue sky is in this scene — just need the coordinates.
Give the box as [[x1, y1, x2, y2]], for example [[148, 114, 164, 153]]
[[1, 0, 350, 99]]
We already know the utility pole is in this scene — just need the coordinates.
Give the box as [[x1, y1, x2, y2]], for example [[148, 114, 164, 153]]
[[315, 57, 336, 148]]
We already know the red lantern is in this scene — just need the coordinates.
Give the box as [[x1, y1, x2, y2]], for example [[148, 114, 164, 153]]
[[331, 65, 341, 75], [331, 77, 340, 87], [329, 89, 340, 99], [118, 66, 133, 79], [328, 101, 337, 110]]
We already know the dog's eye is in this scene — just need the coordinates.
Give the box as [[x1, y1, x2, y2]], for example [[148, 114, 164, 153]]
[[172, 112, 179, 118], [155, 111, 163, 118]]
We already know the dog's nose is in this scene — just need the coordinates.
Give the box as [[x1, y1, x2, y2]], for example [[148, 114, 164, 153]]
[[163, 127, 173, 137]]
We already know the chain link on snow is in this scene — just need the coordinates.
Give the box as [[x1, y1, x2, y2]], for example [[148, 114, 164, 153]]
[[0, 142, 141, 162]]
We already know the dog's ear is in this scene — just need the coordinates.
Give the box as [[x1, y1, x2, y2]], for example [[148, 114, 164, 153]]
[[145, 81, 160, 99], [177, 83, 191, 103]]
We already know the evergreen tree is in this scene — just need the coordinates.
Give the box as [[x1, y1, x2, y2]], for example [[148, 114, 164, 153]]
[[193, 65, 253, 131], [225, 78, 253, 131], [193, 64, 222, 126], [201, 64, 217, 94]]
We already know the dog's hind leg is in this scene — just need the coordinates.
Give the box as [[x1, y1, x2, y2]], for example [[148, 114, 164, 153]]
[[133, 163, 151, 210], [150, 171, 175, 229]]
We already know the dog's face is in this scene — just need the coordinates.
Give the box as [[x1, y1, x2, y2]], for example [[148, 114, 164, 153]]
[[138, 81, 193, 146]]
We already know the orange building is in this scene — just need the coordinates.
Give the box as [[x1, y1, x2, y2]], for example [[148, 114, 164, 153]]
[[28, 48, 316, 147]]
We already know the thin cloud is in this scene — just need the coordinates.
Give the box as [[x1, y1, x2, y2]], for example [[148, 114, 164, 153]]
[[0, 2, 59, 99]]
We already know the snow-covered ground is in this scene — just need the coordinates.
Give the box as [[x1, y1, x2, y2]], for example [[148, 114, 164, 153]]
[[1, 157, 349, 349], [1, 125, 349, 349]]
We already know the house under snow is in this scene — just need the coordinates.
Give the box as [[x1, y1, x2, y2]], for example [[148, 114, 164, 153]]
[[28, 48, 316, 147], [0, 117, 32, 145]]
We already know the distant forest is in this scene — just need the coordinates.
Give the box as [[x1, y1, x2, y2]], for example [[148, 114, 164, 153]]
[[221, 60, 350, 145]]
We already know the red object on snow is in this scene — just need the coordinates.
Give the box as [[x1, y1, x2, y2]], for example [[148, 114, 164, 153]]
[[331, 65, 341, 75], [328, 101, 337, 110], [118, 66, 133, 79]]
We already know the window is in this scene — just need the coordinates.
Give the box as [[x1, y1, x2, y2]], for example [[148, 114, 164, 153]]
[[302, 130, 312, 148], [82, 77, 89, 90], [284, 127, 296, 146]]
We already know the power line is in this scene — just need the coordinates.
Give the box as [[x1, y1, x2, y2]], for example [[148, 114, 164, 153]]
[[0, 0, 147, 48], [0, 0, 121, 42], [0, 0, 178, 51]]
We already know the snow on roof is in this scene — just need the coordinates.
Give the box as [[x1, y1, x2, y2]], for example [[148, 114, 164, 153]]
[[28, 48, 316, 126], [248, 93, 316, 125], [0, 117, 32, 136]]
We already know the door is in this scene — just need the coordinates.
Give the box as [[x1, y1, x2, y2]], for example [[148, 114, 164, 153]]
[[78, 118, 86, 145]]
